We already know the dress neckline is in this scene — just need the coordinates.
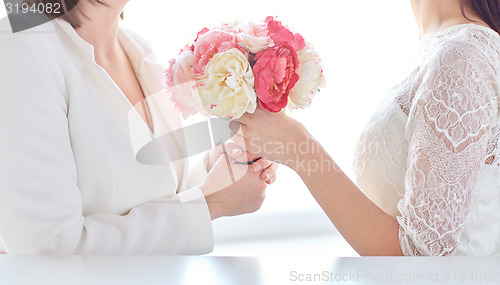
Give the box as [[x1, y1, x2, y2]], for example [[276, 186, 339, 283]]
[[422, 23, 499, 40]]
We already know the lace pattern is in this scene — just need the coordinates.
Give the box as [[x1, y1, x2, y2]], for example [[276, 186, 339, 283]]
[[354, 24, 500, 255]]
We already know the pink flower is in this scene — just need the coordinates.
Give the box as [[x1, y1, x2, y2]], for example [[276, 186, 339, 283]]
[[193, 30, 247, 76], [164, 47, 193, 87], [248, 21, 268, 37], [239, 21, 274, 53], [164, 48, 203, 118], [220, 23, 243, 33], [265, 16, 305, 52], [253, 44, 300, 112], [194, 28, 210, 42], [163, 17, 324, 119]]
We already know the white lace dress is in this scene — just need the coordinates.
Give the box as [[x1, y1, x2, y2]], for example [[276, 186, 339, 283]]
[[353, 24, 500, 256]]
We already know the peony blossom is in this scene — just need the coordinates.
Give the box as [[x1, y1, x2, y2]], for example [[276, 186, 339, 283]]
[[220, 23, 244, 34], [164, 16, 324, 119], [193, 30, 247, 76], [253, 44, 300, 112], [196, 48, 257, 119], [164, 47, 194, 88], [238, 21, 274, 53], [163, 48, 204, 118], [288, 43, 326, 109], [194, 27, 210, 42], [265, 16, 305, 52]]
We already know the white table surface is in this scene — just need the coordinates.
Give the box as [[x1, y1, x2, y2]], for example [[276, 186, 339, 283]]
[[1, 255, 499, 285]]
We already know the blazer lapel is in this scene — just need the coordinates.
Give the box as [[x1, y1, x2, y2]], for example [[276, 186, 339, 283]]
[[55, 19, 184, 172], [117, 25, 187, 184]]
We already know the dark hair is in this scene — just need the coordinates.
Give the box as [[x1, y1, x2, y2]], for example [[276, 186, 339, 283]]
[[460, 0, 500, 34], [24, 0, 123, 29]]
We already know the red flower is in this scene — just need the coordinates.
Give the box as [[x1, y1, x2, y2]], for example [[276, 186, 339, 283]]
[[253, 44, 300, 112]]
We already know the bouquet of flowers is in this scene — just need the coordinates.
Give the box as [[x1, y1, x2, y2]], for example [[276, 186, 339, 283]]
[[163, 16, 325, 120]]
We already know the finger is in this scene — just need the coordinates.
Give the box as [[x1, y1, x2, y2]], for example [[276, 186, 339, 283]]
[[261, 162, 278, 180], [264, 171, 277, 184], [266, 176, 276, 185], [251, 157, 272, 173], [265, 171, 277, 184], [223, 141, 244, 159], [265, 161, 279, 172], [220, 143, 248, 163], [228, 134, 254, 163], [206, 155, 250, 193]]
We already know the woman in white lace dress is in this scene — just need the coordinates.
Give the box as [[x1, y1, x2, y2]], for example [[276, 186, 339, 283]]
[[235, 0, 500, 255]]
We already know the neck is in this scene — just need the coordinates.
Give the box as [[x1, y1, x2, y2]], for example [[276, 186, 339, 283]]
[[74, 1, 127, 60], [410, 0, 485, 37]]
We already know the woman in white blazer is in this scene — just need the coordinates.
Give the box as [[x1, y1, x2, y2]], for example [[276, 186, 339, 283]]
[[0, 0, 277, 254]]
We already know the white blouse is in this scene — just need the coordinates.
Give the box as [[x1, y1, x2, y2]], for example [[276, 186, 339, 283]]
[[354, 24, 500, 255], [0, 18, 213, 254]]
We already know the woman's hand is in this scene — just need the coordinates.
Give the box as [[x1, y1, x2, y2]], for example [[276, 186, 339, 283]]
[[236, 109, 404, 256], [207, 140, 278, 184], [234, 108, 311, 168], [200, 155, 268, 220]]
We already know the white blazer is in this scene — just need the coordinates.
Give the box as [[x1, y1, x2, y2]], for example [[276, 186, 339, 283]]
[[0, 17, 213, 254]]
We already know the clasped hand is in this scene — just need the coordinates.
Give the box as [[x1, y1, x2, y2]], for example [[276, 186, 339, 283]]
[[200, 141, 278, 220]]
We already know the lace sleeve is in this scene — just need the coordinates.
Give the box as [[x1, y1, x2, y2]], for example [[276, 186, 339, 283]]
[[397, 43, 499, 256]]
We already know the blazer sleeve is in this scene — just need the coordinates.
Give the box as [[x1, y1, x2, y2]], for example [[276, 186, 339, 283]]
[[186, 153, 210, 190], [0, 30, 213, 254]]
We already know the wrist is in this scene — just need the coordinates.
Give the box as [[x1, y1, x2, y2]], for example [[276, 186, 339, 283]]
[[199, 183, 222, 220], [266, 122, 311, 165], [205, 198, 222, 220], [286, 134, 322, 173]]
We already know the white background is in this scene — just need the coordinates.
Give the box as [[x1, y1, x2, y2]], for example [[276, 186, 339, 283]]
[[0, 0, 420, 255]]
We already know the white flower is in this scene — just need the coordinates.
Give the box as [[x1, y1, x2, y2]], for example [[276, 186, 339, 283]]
[[288, 44, 326, 109], [196, 48, 257, 119]]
